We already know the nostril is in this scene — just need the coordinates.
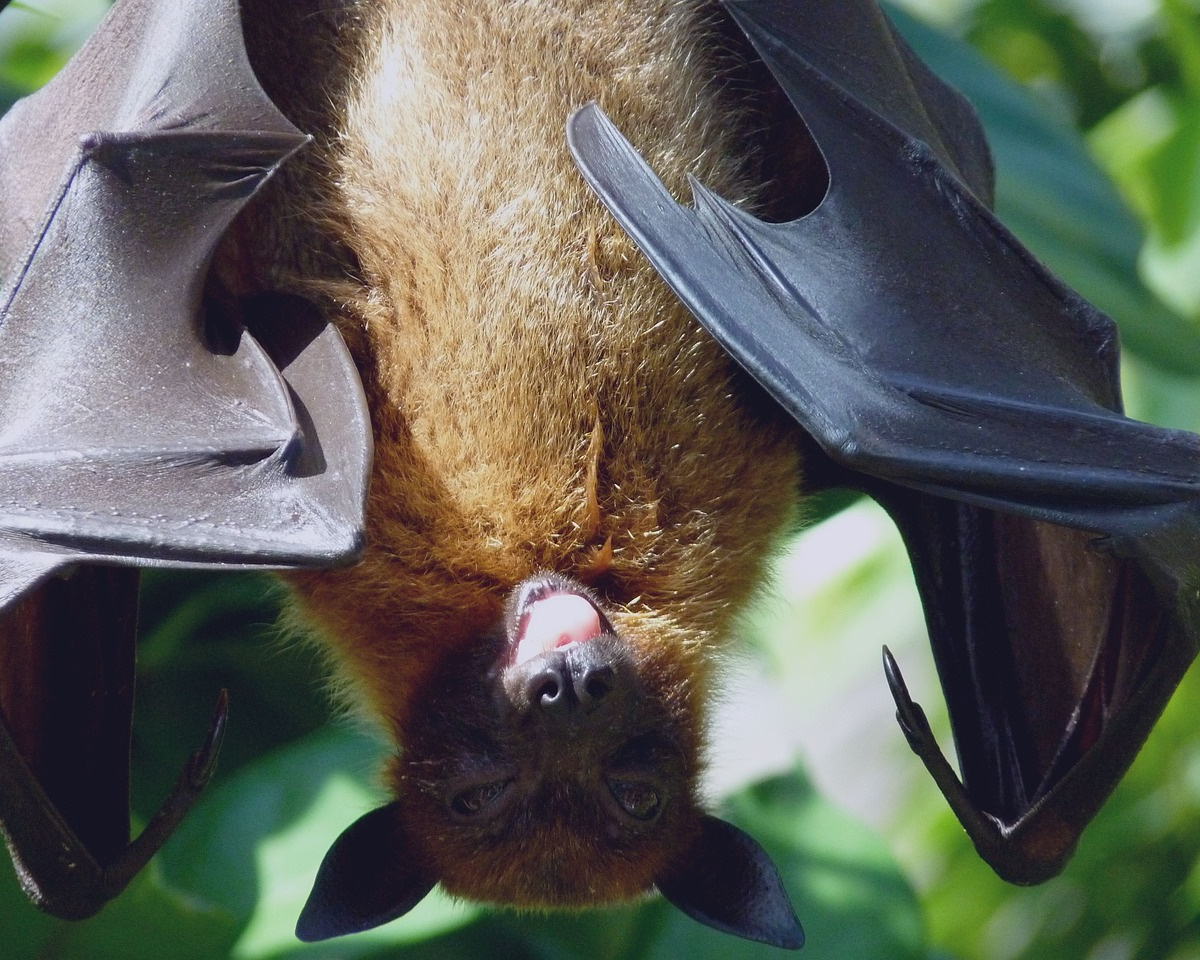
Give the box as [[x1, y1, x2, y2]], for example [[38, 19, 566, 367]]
[[537, 676, 563, 705], [524, 666, 569, 714], [513, 654, 622, 721], [580, 665, 615, 705]]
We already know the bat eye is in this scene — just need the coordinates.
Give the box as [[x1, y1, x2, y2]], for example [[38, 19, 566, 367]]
[[608, 779, 662, 821], [450, 780, 511, 818]]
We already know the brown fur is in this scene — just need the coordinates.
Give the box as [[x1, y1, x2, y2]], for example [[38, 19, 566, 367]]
[[236, 0, 805, 911]]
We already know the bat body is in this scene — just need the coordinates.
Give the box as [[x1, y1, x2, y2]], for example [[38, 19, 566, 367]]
[[2, 0, 1200, 949], [246, 0, 800, 737], [236, 0, 808, 945]]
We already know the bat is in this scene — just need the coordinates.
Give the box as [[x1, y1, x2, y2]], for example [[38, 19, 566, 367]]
[[0, 0, 1195, 950], [248, 0, 806, 946], [0, 0, 806, 946]]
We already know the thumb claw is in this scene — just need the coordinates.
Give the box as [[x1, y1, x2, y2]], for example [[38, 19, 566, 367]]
[[882, 646, 933, 748], [185, 689, 229, 789]]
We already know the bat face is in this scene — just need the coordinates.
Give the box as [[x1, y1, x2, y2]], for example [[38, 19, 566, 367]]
[[388, 574, 701, 907], [295, 575, 803, 948]]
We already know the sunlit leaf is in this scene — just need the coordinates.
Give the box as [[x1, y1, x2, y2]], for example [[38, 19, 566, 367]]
[[157, 726, 481, 960], [0, 856, 238, 960]]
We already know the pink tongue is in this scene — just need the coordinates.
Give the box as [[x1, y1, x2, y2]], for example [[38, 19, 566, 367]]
[[515, 594, 602, 666]]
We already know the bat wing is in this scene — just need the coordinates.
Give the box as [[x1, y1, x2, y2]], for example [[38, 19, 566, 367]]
[[570, 0, 1200, 883], [0, 0, 370, 606], [0, 0, 369, 917]]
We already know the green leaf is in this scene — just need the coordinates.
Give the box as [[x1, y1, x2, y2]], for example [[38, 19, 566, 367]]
[[0, 0, 108, 95], [132, 572, 331, 817], [0, 854, 238, 960], [156, 726, 481, 960], [1086, 4, 1200, 326], [964, 0, 1131, 128]]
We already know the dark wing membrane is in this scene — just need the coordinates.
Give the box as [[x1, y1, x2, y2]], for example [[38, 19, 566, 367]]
[[566, 110, 1200, 518], [723, 0, 996, 204], [0, 0, 369, 917], [0, 0, 370, 607], [570, 0, 1200, 882]]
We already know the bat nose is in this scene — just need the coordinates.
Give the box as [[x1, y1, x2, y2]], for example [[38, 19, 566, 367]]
[[523, 655, 612, 713], [517, 646, 623, 722]]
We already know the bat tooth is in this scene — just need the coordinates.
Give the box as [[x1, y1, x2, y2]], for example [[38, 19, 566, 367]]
[[514, 577, 557, 616]]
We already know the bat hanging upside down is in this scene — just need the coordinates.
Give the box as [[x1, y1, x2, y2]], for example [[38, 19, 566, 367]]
[[238, 0, 810, 945], [2, 0, 1200, 949]]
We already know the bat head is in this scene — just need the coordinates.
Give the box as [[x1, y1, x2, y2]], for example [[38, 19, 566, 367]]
[[295, 574, 802, 949]]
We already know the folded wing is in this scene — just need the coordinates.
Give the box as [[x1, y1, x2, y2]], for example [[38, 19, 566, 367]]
[[569, 0, 1200, 882]]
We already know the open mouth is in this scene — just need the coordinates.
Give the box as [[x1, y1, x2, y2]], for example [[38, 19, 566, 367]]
[[510, 576, 612, 667]]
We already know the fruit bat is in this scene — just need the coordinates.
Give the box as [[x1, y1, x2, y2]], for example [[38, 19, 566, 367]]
[[0, 0, 1196, 950]]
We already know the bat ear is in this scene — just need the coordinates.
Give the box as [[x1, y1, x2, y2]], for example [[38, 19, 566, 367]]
[[656, 814, 804, 950], [295, 801, 437, 942]]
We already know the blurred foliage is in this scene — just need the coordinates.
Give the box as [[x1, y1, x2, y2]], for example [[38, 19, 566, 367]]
[[0, 0, 104, 107], [2, 1, 1200, 959]]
